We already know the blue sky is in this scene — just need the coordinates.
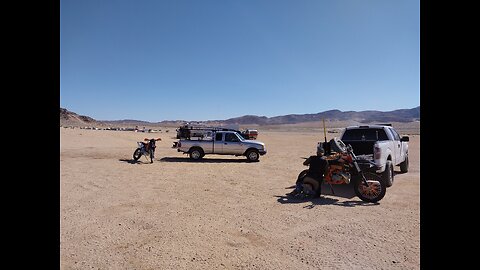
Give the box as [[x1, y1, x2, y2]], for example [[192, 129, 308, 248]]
[[60, 0, 419, 122]]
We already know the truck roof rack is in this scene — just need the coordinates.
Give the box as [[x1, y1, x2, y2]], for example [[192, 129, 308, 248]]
[[357, 124, 392, 128], [178, 126, 239, 132]]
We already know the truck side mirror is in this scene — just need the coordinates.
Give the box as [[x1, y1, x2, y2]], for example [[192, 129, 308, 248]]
[[401, 136, 409, 142]]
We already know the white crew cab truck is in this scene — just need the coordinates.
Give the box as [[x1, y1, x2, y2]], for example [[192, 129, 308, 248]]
[[173, 128, 267, 162], [339, 124, 409, 187]]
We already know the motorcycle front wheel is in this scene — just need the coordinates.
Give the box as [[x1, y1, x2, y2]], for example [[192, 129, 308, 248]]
[[133, 148, 142, 161], [353, 172, 386, 203]]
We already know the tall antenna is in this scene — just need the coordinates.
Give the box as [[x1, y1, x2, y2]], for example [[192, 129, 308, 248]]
[[323, 118, 327, 144], [322, 118, 331, 155]]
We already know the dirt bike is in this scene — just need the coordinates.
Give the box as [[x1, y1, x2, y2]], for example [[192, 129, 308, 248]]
[[133, 138, 160, 163], [295, 138, 387, 203]]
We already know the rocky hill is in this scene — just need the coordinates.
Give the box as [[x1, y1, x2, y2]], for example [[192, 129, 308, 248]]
[[60, 108, 102, 127]]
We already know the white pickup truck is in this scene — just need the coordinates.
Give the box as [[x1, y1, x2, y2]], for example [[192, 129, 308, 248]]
[[339, 125, 409, 187], [173, 130, 267, 162]]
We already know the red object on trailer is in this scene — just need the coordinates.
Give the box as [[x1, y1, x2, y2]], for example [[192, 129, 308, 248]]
[[244, 129, 258, 139]]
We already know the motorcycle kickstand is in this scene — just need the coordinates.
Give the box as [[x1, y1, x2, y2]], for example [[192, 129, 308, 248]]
[[329, 183, 335, 195]]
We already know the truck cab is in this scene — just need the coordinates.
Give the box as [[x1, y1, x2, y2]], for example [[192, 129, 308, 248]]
[[214, 131, 249, 155]]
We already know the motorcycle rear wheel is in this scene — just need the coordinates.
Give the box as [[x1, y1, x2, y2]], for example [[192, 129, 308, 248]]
[[133, 148, 142, 161], [296, 169, 309, 184], [296, 170, 322, 197], [354, 172, 386, 203]]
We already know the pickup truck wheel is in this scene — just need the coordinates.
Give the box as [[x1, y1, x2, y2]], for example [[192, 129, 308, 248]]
[[400, 155, 409, 173], [189, 148, 203, 160], [246, 149, 259, 162], [382, 161, 394, 187]]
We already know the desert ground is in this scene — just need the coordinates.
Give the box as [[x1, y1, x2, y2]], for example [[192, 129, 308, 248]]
[[60, 125, 420, 269]]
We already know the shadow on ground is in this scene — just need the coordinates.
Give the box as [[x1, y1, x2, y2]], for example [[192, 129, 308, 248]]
[[275, 194, 379, 208], [159, 157, 254, 163], [277, 183, 379, 208], [118, 158, 152, 164], [284, 183, 357, 199]]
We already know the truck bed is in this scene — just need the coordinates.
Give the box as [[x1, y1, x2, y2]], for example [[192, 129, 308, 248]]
[[342, 140, 376, 156]]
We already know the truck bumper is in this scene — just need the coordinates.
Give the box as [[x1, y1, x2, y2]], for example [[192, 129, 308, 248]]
[[375, 164, 386, 173], [259, 150, 267, 155]]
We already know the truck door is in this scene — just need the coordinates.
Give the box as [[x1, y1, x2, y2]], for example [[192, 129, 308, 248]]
[[223, 132, 244, 155], [214, 132, 224, 154], [388, 127, 402, 165]]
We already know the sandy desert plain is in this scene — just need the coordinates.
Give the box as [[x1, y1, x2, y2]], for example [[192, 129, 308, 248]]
[[60, 122, 420, 269]]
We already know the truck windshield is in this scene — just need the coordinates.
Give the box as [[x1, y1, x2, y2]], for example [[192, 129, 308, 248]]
[[234, 132, 245, 141], [342, 128, 388, 141], [237, 133, 245, 141]]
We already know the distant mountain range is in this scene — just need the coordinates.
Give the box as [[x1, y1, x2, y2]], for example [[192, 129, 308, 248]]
[[223, 107, 420, 125], [60, 106, 420, 127]]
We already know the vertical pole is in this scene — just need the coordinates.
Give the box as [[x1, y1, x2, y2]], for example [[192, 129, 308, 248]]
[[323, 118, 327, 144], [323, 118, 330, 155]]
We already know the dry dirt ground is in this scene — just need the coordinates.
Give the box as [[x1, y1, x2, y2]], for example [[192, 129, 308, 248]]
[[60, 127, 420, 269]]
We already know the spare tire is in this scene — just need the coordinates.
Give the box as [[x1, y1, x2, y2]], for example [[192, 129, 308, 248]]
[[330, 137, 347, 153]]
